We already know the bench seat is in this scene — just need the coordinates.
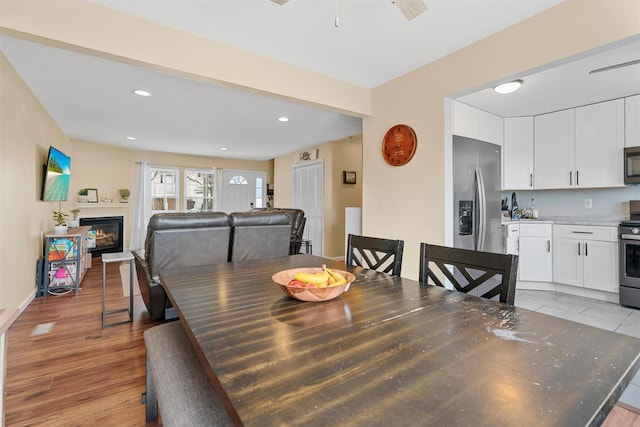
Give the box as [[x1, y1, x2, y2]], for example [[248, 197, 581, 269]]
[[144, 321, 232, 426]]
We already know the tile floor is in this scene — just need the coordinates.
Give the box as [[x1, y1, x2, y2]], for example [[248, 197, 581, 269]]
[[515, 289, 640, 409]]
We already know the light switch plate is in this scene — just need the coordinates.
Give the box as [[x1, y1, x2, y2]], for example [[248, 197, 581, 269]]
[[584, 199, 593, 209]]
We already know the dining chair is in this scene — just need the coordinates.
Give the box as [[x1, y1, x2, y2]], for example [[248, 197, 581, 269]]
[[346, 234, 404, 276], [418, 243, 519, 305]]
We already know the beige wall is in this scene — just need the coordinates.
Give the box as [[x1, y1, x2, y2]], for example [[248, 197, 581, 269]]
[[364, 0, 640, 280], [273, 135, 362, 258], [70, 140, 273, 246], [0, 53, 70, 311]]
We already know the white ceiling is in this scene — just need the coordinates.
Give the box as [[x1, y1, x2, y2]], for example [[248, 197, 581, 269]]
[[2, 1, 638, 161]]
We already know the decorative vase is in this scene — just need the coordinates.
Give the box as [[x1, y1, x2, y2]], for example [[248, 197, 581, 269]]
[[68, 219, 80, 228], [53, 225, 68, 235], [78, 195, 89, 203]]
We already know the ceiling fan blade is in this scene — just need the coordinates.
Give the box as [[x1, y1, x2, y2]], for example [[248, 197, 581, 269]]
[[270, 0, 290, 5], [393, 0, 427, 21]]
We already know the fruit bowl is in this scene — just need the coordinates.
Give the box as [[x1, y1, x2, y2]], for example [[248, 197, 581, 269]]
[[271, 267, 356, 302]]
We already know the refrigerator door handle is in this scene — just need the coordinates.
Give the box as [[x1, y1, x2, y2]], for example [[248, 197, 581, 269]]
[[475, 167, 486, 251]]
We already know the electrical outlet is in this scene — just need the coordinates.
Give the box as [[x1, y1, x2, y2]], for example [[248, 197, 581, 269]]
[[584, 199, 593, 209]]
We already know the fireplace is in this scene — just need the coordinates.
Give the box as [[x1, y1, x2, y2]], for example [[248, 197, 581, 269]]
[[80, 216, 124, 258]]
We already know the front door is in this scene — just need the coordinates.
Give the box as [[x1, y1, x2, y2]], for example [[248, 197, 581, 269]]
[[221, 169, 266, 213], [292, 160, 323, 255]]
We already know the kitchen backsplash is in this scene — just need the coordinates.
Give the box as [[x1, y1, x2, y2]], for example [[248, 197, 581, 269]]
[[501, 187, 639, 218]]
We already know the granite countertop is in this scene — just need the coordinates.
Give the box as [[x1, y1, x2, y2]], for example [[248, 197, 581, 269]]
[[501, 214, 623, 227]]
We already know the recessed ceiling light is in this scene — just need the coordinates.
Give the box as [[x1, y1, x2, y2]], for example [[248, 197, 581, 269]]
[[220, 147, 229, 151], [278, 116, 289, 122], [126, 136, 136, 141], [133, 89, 152, 97], [494, 79, 523, 94]]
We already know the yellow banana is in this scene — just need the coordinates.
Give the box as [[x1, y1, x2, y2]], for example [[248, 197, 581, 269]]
[[324, 268, 347, 287], [293, 270, 330, 285]]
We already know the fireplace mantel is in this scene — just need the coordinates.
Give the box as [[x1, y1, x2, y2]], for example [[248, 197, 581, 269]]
[[76, 203, 129, 209]]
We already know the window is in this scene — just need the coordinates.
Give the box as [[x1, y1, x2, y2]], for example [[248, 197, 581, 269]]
[[229, 175, 248, 185], [184, 168, 216, 212], [255, 177, 264, 208], [151, 167, 179, 213]]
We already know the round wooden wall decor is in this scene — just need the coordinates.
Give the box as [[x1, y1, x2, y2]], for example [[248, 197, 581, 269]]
[[381, 124, 417, 166]]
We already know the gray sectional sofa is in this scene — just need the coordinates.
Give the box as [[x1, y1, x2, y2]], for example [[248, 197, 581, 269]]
[[134, 210, 292, 320]]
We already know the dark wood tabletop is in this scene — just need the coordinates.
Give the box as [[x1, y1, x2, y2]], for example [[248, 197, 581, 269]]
[[160, 254, 640, 427]]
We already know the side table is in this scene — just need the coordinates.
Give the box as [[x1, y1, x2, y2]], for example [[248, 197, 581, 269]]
[[102, 251, 134, 328]]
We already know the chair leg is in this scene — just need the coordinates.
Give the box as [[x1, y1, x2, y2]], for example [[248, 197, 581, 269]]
[[145, 353, 159, 422]]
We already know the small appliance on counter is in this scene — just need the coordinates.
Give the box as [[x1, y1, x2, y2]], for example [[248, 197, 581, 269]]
[[619, 200, 640, 308]]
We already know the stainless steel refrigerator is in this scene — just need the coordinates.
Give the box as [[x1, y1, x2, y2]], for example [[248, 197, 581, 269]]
[[453, 136, 504, 254]]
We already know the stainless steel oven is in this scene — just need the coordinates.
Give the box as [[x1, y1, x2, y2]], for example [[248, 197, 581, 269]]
[[620, 200, 640, 308], [624, 146, 640, 185]]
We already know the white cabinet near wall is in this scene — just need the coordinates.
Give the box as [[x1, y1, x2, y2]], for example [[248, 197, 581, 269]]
[[553, 225, 618, 293], [574, 98, 625, 187], [534, 109, 575, 189], [502, 117, 534, 190], [626, 94, 640, 148], [453, 101, 504, 146], [518, 223, 553, 283]]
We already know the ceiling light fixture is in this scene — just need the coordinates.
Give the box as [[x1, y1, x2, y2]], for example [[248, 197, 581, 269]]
[[220, 147, 229, 151], [278, 116, 289, 122], [494, 79, 523, 95], [126, 136, 136, 141], [133, 89, 152, 97]]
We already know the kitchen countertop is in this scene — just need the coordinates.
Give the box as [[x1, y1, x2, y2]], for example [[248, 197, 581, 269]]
[[501, 215, 623, 227]]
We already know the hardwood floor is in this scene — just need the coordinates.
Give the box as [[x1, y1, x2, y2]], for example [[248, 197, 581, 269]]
[[5, 257, 162, 426], [4, 257, 640, 426]]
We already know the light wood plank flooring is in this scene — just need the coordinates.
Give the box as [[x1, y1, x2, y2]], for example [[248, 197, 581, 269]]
[[4, 259, 640, 426]]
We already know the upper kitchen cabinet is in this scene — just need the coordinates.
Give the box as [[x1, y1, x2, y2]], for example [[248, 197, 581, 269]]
[[453, 101, 503, 147], [574, 98, 625, 187], [534, 109, 575, 189], [626, 95, 640, 148], [534, 99, 625, 189], [502, 117, 534, 190]]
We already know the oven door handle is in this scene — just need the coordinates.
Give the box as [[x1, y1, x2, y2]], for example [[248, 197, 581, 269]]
[[621, 234, 640, 241]]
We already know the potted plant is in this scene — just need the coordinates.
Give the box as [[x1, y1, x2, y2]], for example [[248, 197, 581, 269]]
[[68, 208, 81, 228], [52, 210, 69, 234], [78, 188, 89, 203], [118, 188, 130, 203]]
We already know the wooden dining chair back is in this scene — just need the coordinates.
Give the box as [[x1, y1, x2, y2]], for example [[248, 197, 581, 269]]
[[346, 234, 404, 276], [418, 243, 518, 305]]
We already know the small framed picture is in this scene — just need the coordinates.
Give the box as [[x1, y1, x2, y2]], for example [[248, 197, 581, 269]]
[[86, 188, 99, 203], [343, 171, 356, 184]]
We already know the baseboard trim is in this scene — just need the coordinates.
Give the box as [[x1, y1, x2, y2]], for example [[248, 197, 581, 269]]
[[19, 289, 36, 314]]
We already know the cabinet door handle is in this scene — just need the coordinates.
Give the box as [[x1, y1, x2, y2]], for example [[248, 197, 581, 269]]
[[576, 170, 579, 186], [577, 242, 581, 256], [530, 173, 533, 187], [585, 242, 588, 256], [547, 240, 551, 252], [570, 171, 573, 186]]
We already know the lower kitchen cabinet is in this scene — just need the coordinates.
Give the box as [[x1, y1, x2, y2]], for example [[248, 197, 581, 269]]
[[518, 223, 553, 282], [552, 225, 618, 293]]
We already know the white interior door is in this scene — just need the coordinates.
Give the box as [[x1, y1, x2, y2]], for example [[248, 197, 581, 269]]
[[221, 169, 266, 213], [293, 160, 323, 256]]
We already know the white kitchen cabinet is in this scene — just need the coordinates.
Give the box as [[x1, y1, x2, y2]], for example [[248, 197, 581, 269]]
[[574, 98, 625, 187], [534, 99, 625, 189], [518, 223, 553, 282], [502, 117, 534, 190], [534, 109, 575, 189], [453, 101, 503, 146], [553, 225, 618, 293], [626, 95, 640, 147]]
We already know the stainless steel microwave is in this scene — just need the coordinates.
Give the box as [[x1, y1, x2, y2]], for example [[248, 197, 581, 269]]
[[625, 146, 640, 185]]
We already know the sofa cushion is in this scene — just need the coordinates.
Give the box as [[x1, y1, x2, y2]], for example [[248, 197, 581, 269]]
[[229, 211, 291, 261]]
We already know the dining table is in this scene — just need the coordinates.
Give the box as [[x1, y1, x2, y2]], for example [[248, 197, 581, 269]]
[[159, 254, 640, 426]]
